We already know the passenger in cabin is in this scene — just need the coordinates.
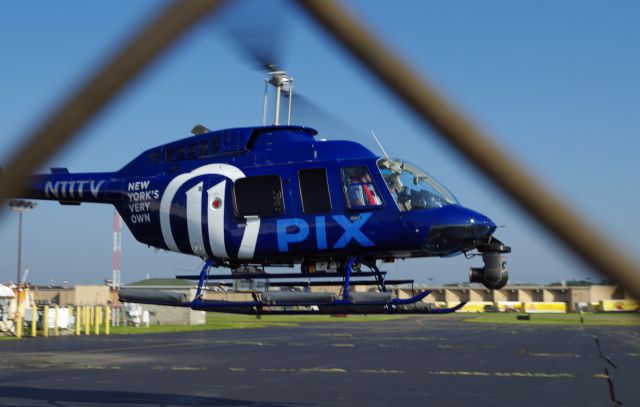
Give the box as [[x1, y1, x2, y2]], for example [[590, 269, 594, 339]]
[[347, 175, 365, 207], [343, 167, 382, 208], [360, 174, 382, 206]]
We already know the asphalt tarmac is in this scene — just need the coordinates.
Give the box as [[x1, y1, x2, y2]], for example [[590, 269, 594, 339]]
[[1, 315, 639, 406]]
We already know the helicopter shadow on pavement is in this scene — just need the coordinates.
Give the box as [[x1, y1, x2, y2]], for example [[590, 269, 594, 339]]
[[0, 386, 308, 407]]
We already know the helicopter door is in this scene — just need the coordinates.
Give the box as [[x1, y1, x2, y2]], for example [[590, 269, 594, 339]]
[[233, 174, 286, 259], [233, 175, 285, 216], [298, 168, 332, 215]]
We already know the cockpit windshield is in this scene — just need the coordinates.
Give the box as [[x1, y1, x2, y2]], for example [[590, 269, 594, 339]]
[[377, 158, 459, 211]]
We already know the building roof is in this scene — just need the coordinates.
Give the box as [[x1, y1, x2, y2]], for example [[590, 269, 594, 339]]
[[126, 278, 195, 288]]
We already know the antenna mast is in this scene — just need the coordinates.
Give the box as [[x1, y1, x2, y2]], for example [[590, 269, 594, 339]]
[[262, 69, 293, 126], [370, 130, 390, 158], [112, 212, 122, 291]]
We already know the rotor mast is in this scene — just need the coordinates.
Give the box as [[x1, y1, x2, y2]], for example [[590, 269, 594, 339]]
[[262, 68, 293, 126]]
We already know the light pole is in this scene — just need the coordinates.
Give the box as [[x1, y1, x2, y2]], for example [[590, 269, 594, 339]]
[[9, 200, 37, 286]]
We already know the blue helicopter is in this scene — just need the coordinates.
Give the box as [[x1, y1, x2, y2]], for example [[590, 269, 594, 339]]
[[18, 68, 510, 315]]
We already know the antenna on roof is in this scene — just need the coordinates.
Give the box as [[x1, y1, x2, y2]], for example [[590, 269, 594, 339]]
[[370, 130, 389, 158]]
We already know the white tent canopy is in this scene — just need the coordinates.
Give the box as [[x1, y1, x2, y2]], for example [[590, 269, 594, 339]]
[[0, 284, 15, 298]]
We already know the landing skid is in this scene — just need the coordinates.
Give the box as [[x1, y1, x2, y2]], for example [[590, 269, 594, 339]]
[[189, 297, 467, 315], [119, 258, 468, 315]]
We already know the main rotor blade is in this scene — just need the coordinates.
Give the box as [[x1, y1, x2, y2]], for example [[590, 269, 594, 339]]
[[218, 0, 290, 72], [296, 0, 640, 299], [0, 0, 227, 205], [284, 91, 363, 139]]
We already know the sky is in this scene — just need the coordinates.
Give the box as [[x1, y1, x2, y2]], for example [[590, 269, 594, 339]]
[[0, 0, 638, 286]]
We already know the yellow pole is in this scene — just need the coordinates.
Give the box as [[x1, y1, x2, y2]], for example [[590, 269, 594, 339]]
[[95, 306, 101, 335], [105, 306, 111, 335], [75, 306, 81, 336], [54, 305, 59, 336], [30, 305, 37, 337], [91, 306, 96, 335], [84, 306, 90, 335], [15, 302, 23, 339], [43, 305, 49, 337]]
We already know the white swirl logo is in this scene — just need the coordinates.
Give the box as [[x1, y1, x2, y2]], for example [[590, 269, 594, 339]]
[[159, 163, 260, 260]]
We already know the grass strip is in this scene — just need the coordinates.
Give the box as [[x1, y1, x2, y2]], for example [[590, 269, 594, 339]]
[[465, 313, 640, 326], [111, 313, 407, 335]]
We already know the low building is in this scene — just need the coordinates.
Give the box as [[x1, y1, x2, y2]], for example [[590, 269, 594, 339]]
[[392, 284, 635, 312], [120, 279, 205, 326], [36, 285, 111, 306]]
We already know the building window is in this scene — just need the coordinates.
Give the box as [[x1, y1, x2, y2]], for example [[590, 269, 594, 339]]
[[234, 175, 284, 216], [299, 168, 332, 214], [341, 166, 383, 209]]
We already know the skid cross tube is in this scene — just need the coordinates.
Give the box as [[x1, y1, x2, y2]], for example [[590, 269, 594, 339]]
[[192, 259, 216, 307], [370, 264, 387, 292]]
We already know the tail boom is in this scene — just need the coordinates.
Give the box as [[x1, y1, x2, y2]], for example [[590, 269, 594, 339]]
[[21, 168, 120, 205]]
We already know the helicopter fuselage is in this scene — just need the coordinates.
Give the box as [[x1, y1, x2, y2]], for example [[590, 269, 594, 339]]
[[23, 125, 508, 286]]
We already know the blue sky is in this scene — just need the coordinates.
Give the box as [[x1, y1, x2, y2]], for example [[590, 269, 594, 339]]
[[0, 0, 638, 286]]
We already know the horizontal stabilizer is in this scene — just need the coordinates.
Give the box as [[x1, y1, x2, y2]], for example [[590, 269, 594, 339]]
[[119, 288, 188, 306]]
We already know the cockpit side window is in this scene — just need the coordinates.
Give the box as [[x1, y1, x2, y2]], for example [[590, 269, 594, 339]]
[[341, 166, 383, 210]]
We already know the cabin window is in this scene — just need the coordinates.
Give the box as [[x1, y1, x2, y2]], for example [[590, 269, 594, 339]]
[[341, 166, 383, 209], [200, 140, 209, 156], [211, 136, 220, 154], [234, 175, 284, 216], [165, 147, 175, 161], [177, 146, 186, 160], [148, 149, 160, 162], [188, 143, 197, 159], [299, 168, 332, 214]]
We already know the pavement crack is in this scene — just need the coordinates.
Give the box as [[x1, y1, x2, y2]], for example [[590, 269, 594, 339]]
[[603, 367, 622, 406], [594, 336, 622, 405], [594, 336, 618, 369]]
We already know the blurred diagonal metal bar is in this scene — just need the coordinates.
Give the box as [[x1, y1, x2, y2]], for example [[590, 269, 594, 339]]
[[297, 0, 640, 297], [0, 0, 226, 203]]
